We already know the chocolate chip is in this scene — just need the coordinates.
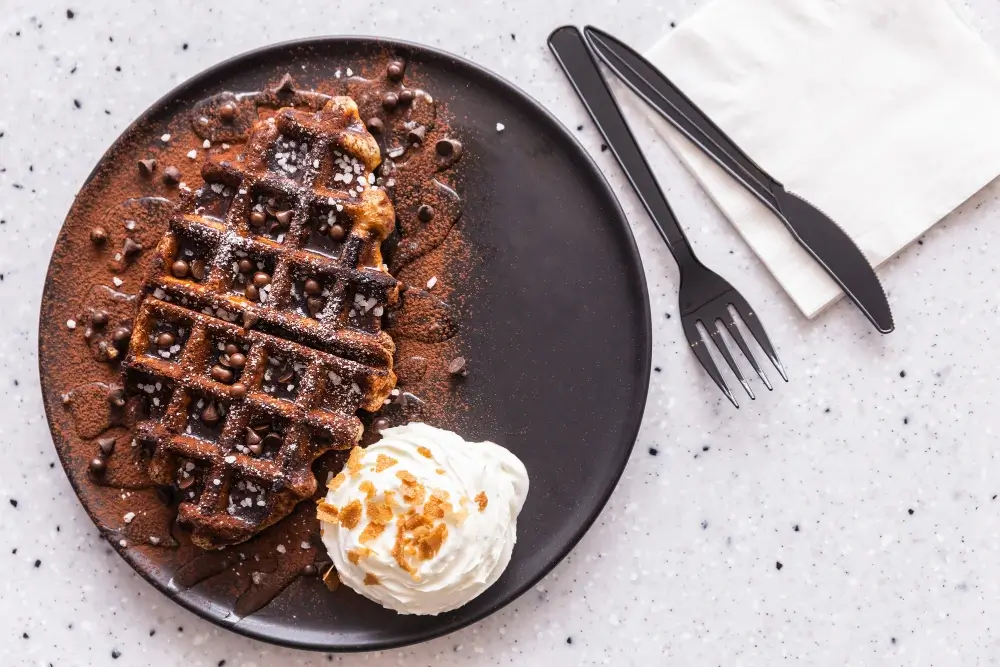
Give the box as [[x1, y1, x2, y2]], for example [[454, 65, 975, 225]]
[[447, 356, 468, 376], [225, 343, 239, 356], [230, 383, 247, 399], [155, 332, 175, 347], [386, 61, 405, 81], [244, 285, 260, 301], [171, 259, 189, 278], [307, 297, 325, 317], [407, 125, 426, 145], [435, 138, 462, 158], [238, 258, 253, 273], [252, 271, 271, 288], [242, 311, 258, 329], [90, 310, 109, 327], [276, 73, 295, 93], [177, 474, 195, 490], [211, 365, 233, 384], [417, 204, 434, 222], [219, 102, 237, 122], [399, 89, 414, 105], [162, 165, 182, 185], [262, 432, 282, 449], [249, 211, 267, 227], [381, 92, 398, 111], [277, 370, 294, 384], [328, 224, 345, 241], [138, 158, 157, 177], [111, 326, 131, 345], [201, 402, 220, 425], [366, 117, 383, 134], [89, 457, 106, 474], [304, 278, 322, 295], [275, 210, 293, 226], [108, 388, 126, 408], [189, 259, 206, 281], [97, 436, 116, 455], [302, 563, 318, 576], [90, 226, 108, 245], [123, 238, 142, 256], [372, 417, 390, 434], [245, 428, 262, 451]]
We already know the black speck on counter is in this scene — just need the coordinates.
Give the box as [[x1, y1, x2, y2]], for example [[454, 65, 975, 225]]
[[182, 43, 189, 50], [111, 649, 121, 659], [824, 407, 831, 413], [22, 632, 28, 639], [891, 637, 897, 644], [566, 637, 573, 645], [701, 520, 708, 530], [576, 124, 584, 131], [70, 65, 77, 74], [115, 65, 121, 72], [702, 445, 710, 452], [177, 626, 183, 633], [653, 366, 662, 372], [793, 524, 800, 532], [11, 548, 17, 554], [908, 508, 914, 515], [903, 417, 909, 425], [34, 559, 40, 568], [900, 370, 907, 378], [510, 33, 516, 41], [73, 99, 81, 109], [665, 313, 671, 319], [149, 629, 155, 636], [670, 21, 677, 27], [600, 144, 608, 152], [775, 561, 783, 570], [66, 9, 75, 18], [9, 499, 17, 508], [648, 447, 658, 456], [218, 661, 226, 667]]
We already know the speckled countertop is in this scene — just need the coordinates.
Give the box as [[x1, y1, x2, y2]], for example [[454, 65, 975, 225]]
[[4, 0, 1000, 665]]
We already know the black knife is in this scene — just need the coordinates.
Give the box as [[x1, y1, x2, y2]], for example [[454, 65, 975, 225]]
[[583, 26, 894, 334]]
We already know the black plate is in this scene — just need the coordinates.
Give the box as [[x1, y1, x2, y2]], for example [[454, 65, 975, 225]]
[[42, 36, 651, 651]]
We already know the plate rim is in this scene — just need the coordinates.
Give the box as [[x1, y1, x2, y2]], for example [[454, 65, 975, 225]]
[[38, 34, 652, 652]]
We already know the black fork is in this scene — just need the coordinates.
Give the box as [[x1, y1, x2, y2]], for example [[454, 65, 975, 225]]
[[549, 26, 786, 407]]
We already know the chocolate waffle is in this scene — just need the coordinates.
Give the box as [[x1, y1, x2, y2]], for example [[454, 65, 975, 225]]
[[122, 97, 400, 549]]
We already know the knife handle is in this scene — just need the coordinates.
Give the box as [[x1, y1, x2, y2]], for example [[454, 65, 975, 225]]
[[548, 26, 691, 253], [583, 26, 782, 212]]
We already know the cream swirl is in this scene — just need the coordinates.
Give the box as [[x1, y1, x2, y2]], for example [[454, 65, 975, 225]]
[[318, 423, 529, 615]]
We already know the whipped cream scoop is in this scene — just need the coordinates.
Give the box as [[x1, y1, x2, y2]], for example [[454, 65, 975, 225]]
[[318, 423, 529, 615]]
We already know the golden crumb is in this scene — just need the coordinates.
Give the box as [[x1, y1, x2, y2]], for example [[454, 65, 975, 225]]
[[327, 472, 346, 491], [399, 473, 427, 506], [396, 470, 417, 484], [436, 468, 445, 475], [340, 500, 362, 530], [359, 521, 386, 544], [383, 490, 397, 507], [363, 572, 380, 586], [346, 447, 365, 474], [475, 492, 488, 512], [417, 446, 432, 458], [347, 547, 371, 565], [316, 500, 339, 524], [323, 566, 340, 591], [416, 523, 448, 561], [423, 490, 453, 520], [359, 480, 376, 499], [366, 499, 393, 524], [375, 453, 398, 472]]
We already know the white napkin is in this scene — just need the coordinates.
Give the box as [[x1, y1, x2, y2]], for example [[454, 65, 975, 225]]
[[642, 0, 1000, 318]]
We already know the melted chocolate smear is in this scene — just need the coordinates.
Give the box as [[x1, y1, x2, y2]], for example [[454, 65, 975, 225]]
[[389, 179, 462, 273], [388, 288, 457, 343], [65, 382, 125, 438]]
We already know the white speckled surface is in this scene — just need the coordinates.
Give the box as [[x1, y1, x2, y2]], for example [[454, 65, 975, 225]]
[[4, 1, 1000, 665]]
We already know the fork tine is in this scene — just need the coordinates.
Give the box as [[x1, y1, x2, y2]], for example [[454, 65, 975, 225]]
[[709, 320, 755, 400], [728, 295, 788, 382], [682, 317, 739, 408], [722, 307, 772, 391]]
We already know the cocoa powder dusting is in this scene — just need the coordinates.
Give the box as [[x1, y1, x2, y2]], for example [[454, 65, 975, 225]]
[[39, 51, 478, 619]]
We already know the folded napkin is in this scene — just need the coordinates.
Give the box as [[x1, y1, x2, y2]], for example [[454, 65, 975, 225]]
[[642, 0, 1000, 318]]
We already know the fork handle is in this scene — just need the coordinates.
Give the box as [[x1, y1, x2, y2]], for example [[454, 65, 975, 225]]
[[548, 26, 691, 256]]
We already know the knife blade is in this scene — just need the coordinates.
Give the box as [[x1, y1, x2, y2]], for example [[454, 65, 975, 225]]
[[584, 26, 894, 334]]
